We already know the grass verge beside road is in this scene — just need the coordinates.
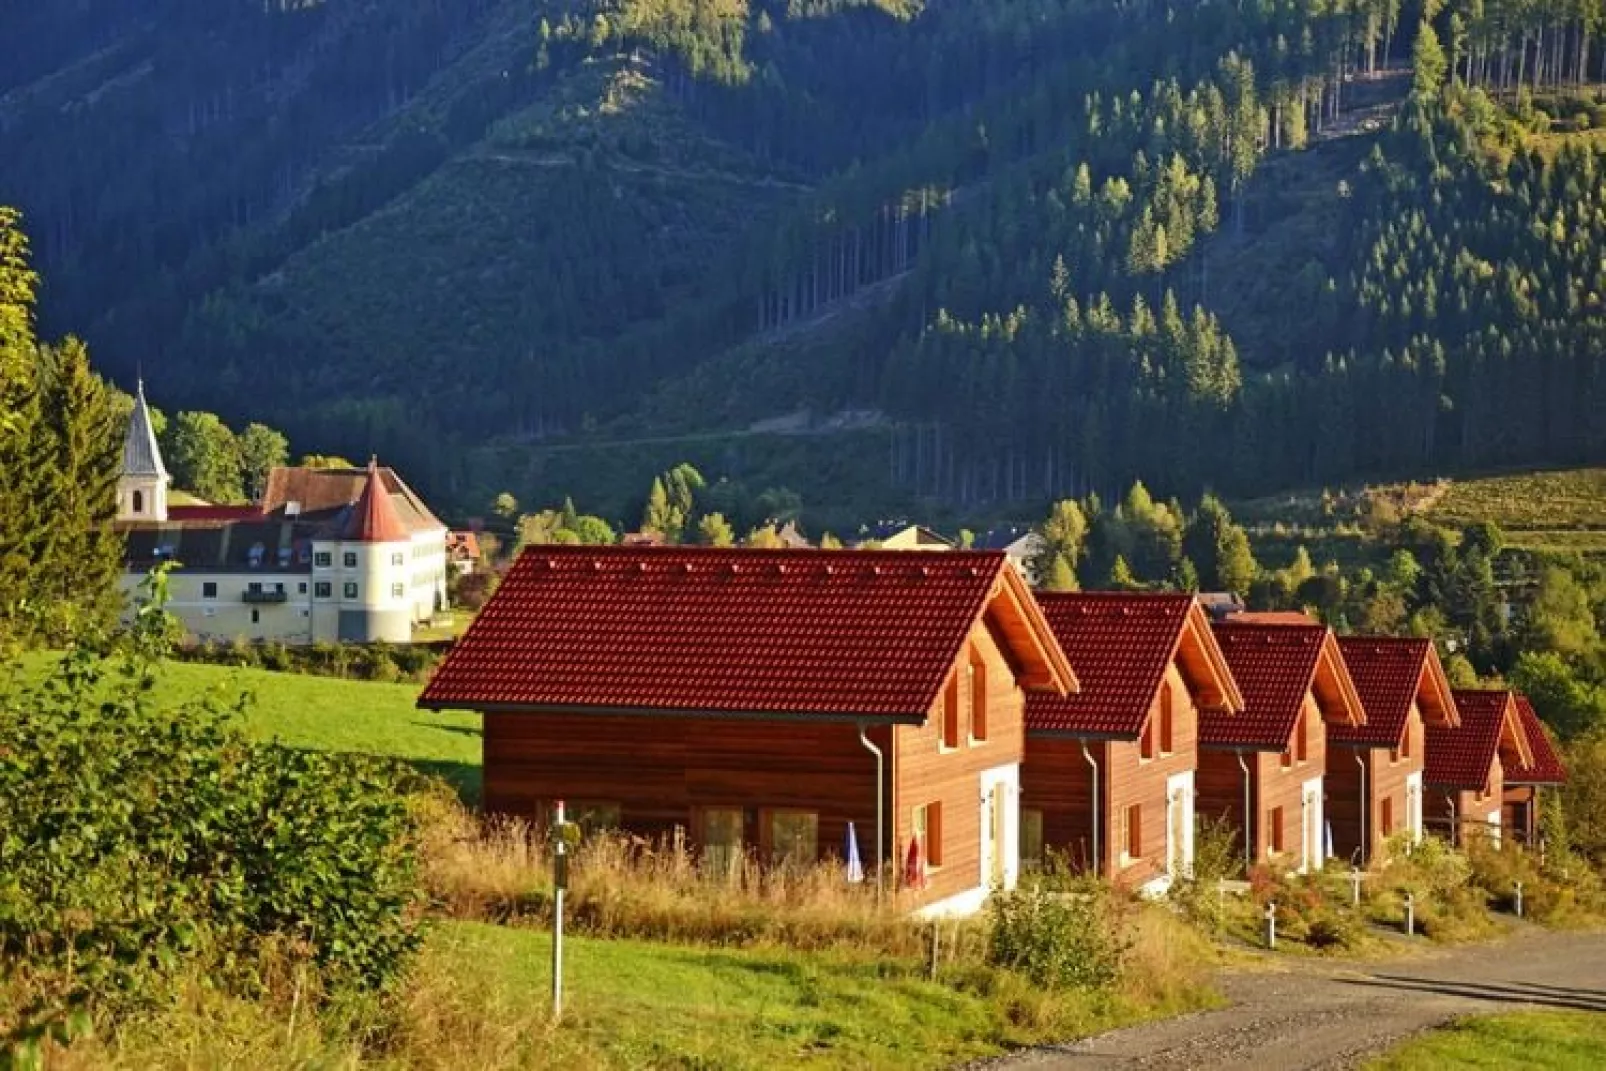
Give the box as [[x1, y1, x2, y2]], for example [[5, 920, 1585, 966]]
[[1368, 1011, 1606, 1070]]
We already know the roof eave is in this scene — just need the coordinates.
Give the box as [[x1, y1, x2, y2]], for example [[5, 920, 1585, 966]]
[[416, 698, 923, 724]]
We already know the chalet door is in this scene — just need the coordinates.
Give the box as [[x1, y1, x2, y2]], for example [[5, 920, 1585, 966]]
[[988, 787, 1008, 887], [1164, 772, 1192, 878]]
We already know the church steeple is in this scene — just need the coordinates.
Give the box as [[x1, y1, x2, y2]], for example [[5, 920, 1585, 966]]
[[117, 380, 169, 522]]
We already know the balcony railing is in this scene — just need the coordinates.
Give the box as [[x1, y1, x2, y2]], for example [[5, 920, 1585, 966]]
[[241, 588, 289, 604]]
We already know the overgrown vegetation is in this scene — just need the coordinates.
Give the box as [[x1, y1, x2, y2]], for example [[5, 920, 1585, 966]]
[[0, 574, 422, 1061]]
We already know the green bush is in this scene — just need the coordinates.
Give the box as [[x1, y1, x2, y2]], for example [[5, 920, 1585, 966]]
[[0, 574, 422, 1051], [987, 879, 1127, 990]]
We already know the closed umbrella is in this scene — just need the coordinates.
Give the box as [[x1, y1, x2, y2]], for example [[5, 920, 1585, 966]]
[[903, 835, 927, 890], [845, 821, 864, 884]]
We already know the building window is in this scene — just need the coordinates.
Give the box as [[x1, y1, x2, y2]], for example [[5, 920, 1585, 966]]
[[315, 582, 331, 598], [1295, 709, 1308, 763], [1269, 806, 1285, 854], [314, 551, 331, 568], [132, 489, 144, 514], [391, 582, 405, 598], [343, 551, 358, 567], [202, 582, 217, 599], [248, 581, 262, 594], [912, 801, 944, 868], [570, 801, 621, 836], [343, 582, 358, 599], [765, 810, 819, 867], [1381, 797, 1394, 836], [250, 609, 260, 625], [391, 551, 405, 566], [1122, 803, 1142, 861], [700, 807, 744, 876], [940, 674, 961, 750], [969, 654, 988, 742], [298, 582, 307, 594], [1159, 681, 1174, 756], [1140, 716, 1156, 761], [1020, 808, 1044, 868]]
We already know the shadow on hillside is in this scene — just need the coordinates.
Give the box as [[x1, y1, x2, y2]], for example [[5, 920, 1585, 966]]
[[1341, 974, 1606, 1014], [360, 753, 482, 807], [417, 720, 482, 740]]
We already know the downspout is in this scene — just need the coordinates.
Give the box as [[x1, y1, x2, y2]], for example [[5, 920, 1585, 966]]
[[857, 722, 884, 901], [1237, 750, 1253, 868], [1080, 740, 1100, 876], [1355, 748, 1368, 865]]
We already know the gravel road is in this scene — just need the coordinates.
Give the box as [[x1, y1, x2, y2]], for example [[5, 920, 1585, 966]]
[[992, 924, 1606, 1070]]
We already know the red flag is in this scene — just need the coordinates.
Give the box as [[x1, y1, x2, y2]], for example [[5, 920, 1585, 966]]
[[903, 836, 927, 890]]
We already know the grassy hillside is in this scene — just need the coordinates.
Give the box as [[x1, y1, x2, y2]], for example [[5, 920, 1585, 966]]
[[1369, 1011, 1606, 1071], [13, 654, 482, 800]]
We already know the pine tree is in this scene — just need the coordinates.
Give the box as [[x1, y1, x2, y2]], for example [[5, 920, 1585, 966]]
[[1043, 553, 1079, 592], [1108, 555, 1140, 591], [1412, 20, 1448, 98]]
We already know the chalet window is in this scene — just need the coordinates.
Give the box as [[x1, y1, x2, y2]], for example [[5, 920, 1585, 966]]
[[1020, 808, 1044, 868], [297, 582, 307, 594], [1140, 717, 1155, 761], [315, 581, 331, 598], [572, 801, 621, 836], [344, 551, 358, 567], [1122, 803, 1142, 861], [765, 810, 819, 867], [202, 582, 217, 599], [1295, 709, 1308, 764], [940, 674, 961, 751], [314, 551, 331, 568], [1380, 797, 1394, 836], [1280, 740, 1293, 769], [913, 801, 944, 868], [343, 582, 359, 599], [969, 653, 988, 742], [1158, 682, 1174, 756], [1268, 806, 1285, 854], [701, 807, 744, 876]]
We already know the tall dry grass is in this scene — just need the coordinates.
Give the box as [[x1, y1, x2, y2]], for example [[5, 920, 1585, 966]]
[[417, 794, 928, 955]]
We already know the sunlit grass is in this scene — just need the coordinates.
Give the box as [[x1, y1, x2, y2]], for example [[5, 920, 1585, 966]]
[[1368, 1011, 1606, 1070]]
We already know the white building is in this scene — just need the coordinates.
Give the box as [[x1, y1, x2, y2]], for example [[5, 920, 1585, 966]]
[[115, 384, 449, 644]]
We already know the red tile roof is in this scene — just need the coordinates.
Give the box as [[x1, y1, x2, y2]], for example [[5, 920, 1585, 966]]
[[419, 547, 1073, 719], [1332, 636, 1435, 748], [1510, 696, 1567, 785], [1027, 593, 1238, 737], [344, 459, 412, 543], [1204, 622, 1332, 749], [1428, 690, 1530, 789], [166, 504, 265, 523], [1230, 611, 1322, 625]]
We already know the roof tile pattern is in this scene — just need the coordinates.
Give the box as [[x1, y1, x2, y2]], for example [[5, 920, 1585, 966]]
[[1511, 696, 1568, 785], [1333, 637, 1434, 748], [344, 460, 412, 543], [1026, 593, 1195, 737], [261, 464, 443, 533], [1204, 622, 1328, 748], [421, 547, 1019, 718], [1428, 690, 1517, 788]]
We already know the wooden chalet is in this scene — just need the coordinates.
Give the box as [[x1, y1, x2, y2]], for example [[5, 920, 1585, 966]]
[[1199, 622, 1366, 872], [1502, 696, 1567, 847], [1021, 593, 1242, 892], [1427, 689, 1535, 846], [418, 546, 1076, 916], [1328, 637, 1461, 865]]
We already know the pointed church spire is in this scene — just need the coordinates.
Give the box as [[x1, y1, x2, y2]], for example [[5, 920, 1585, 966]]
[[122, 379, 168, 479]]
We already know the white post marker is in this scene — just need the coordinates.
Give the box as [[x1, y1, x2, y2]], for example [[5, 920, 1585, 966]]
[[1404, 892, 1415, 937], [1264, 902, 1277, 950], [1350, 867, 1362, 908], [1515, 881, 1524, 919], [553, 798, 567, 1019]]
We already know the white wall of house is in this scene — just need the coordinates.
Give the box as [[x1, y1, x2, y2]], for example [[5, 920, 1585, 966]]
[[119, 570, 315, 643]]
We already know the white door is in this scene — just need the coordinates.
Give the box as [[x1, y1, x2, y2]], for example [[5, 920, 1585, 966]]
[[1165, 771, 1194, 879], [978, 765, 1020, 892], [1301, 779, 1324, 872], [1405, 773, 1424, 843]]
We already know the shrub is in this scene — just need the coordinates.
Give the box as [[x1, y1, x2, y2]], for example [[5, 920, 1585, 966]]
[[0, 574, 422, 1054], [987, 878, 1127, 990], [1169, 813, 1242, 930]]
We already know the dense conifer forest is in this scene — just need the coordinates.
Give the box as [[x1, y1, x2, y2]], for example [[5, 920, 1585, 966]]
[[4, 0, 1606, 517]]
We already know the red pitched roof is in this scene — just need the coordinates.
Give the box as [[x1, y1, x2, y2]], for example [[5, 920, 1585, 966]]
[[167, 504, 264, 523], [1204, 622, 1332, 749], [344, 459, 411, 543], [1027, 593, 1239, 738], [419, 547, 1073, 719], [1332, 636, 1435, 748], [1428, 690, 1531, 789], [1510, 696, 1568, 785]]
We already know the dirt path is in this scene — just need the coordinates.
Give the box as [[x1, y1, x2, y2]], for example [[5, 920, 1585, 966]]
[[994, 925, 1606, 1070]]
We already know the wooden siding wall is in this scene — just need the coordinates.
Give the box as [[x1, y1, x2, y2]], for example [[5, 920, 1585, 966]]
[[484, 711, 889, 866], [1198, 693, 1328, 865], [1502, 785, 1540, 845], [894, 614, 1026, 906], [1104, 662, 1199, 887], [1020, 737, 1105, 871], [1328, 702, 1426, 865]]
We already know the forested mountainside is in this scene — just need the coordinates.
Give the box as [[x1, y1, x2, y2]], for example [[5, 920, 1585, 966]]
[[5, 0, 1606, 521]]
